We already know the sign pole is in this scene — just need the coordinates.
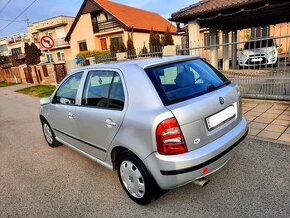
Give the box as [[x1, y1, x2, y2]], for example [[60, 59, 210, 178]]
[[48, 49, 57, 86]]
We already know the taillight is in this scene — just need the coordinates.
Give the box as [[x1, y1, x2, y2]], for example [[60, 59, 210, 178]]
[[156, 117, 188, 155]]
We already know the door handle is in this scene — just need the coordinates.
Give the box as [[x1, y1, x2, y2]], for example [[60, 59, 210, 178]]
[[105, 119, 116, 127], [68, 112, 75, 119]]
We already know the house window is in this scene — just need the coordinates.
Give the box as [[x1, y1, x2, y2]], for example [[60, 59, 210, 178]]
[[46, 54, 53, 63], [0, 44, 8, 52], [56, 27, 65, 38], [11, 47, 22, 55], [107, 14, 114, 21], [78, 41, 88, 51], [204, 32, 219, 49], [44, 31, 53, 37], [111, 37, 122, 50], [57, 51, 65, 61]]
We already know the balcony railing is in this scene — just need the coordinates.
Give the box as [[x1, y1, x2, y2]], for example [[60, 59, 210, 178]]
[[94, 20, 122, 33]]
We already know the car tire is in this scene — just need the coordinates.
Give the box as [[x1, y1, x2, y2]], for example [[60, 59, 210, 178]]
[[117, 151, 154, 205], [42, 120, 57, 148]]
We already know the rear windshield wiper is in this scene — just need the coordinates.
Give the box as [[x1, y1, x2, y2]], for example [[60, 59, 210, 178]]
[[207, 80, 231, 92]]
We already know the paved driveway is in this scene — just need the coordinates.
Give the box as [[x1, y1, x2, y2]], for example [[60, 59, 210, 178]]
[[0, 85, 289, 217]]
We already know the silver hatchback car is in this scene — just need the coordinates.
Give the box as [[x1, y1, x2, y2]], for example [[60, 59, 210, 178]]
[[40, 56, 248, 205]]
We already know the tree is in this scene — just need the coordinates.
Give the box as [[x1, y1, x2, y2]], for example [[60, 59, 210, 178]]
[[24, 42, 41, 65], [30, 42, 41, 65], [149, 29, 162, 52], [0, 55, 10, 68], [127, 33, 136, 57], [24, 42, 32, 65], [110, 38, 117, 53], [163, 26, 174, 46], [139, 42, 148, 57], [119, 42, 127, 52], [141, 42, 148, 55]]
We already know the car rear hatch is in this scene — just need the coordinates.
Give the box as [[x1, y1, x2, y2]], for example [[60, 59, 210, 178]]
[[166, 84, 241, 151], [145, 57, 242, 152]]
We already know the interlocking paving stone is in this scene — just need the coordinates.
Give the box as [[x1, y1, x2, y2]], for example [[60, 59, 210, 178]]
[[282, 111, 290, 116], [251, 107, 268, 113], [253, 117, 274, 124], [271, 104, 289, 110], [258, 130, 281, 140], [266, 109, 284, 114], [277, 114, 290, 121], [259, 113, 279, 119], [272, 119, 290, 127], [243, 103, 258, 108], [278, 133, 290, 143], [285, 127, 290, 134], [245, 111, 263, 117], [248, 128, 262, 136], [265, 124, 287, 133], [249, 122, 268, 130], [242, 107, 252, 113], [245, 115, 256, 122]]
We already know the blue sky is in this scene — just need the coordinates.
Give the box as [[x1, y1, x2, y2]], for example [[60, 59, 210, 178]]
[[0, 0, 197, 37]]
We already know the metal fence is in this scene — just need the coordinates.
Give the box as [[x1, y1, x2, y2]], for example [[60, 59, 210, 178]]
[[177, 23, 290, 100]]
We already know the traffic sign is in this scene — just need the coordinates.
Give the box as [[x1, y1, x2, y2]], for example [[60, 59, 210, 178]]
[[40, 35, 54, 49]]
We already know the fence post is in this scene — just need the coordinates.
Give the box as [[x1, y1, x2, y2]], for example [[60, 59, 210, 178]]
[[188, 20, 200, 55], [223, 30, 230, 71], [210, 28, 218, 68], [232, 30, 238, 69]]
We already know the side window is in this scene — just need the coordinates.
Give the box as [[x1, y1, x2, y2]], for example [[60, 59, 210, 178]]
[[54, 72, 83, 105], [82, 71, 125, 110]]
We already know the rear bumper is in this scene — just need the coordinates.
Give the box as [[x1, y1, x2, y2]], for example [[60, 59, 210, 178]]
[[144, 116, 248, 190]]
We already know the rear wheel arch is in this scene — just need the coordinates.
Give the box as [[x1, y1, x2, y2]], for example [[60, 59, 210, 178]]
[[111, 146, 134, 169]]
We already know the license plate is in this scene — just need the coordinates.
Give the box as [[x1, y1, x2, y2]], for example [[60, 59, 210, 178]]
[[206, 105, 236, 130], [251, 58, 263, 62]]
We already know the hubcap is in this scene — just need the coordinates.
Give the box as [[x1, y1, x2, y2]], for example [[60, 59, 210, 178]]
[[43, 123, 53, 144], [120, 160, 145, 199]]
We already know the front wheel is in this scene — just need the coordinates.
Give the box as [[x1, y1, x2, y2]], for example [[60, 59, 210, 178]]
[[42, 120, 57, 147], [117, 152, 154, 205]]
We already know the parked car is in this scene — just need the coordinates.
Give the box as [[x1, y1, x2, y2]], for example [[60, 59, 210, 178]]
[[239, 38, 278, 67], [40, 56, 248, 205]]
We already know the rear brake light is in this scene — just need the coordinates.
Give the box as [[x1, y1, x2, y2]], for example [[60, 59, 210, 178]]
[[156, 117, 188, 155]]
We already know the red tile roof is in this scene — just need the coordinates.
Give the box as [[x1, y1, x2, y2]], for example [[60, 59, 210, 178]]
[[96, 0, 177, 33], [171, 0, 266, 21]]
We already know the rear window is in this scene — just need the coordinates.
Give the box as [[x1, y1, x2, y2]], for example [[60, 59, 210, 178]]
[[145, 59, 229, 105]]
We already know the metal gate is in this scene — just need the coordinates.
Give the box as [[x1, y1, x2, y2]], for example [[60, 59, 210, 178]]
[[54, 63, 67, 84], [23, 67, 33, 83], [177, 25, 290, 101]]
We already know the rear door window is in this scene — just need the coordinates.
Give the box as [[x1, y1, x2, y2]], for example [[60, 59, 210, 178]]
[[145, 59, 229, 105], [82, 70, 125, 110]]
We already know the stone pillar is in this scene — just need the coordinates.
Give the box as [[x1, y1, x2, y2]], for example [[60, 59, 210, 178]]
[[232, 30, 238, 69], [223, 30, 230, 71], [210, 28, 218, 68], [188, 20, 200, 55]]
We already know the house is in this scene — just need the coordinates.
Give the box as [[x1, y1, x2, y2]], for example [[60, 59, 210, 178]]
[[170, 0, 290, 69], [65, 0, 181, 61], [0, 33, 29, 67], [28, 16, 75, 63]]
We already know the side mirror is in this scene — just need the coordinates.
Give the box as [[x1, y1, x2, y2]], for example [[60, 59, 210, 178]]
[[40, 97, 51, 106], [276, 44, 282, 48]]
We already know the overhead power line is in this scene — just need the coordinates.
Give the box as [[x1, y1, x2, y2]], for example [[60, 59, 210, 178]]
[[0, 0, 38, 32], [0, 0, 13, 16], [0, 18, 28, 23]]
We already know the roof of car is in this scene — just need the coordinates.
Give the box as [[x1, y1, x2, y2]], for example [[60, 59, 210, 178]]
[[74, 55, 200, 72]]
